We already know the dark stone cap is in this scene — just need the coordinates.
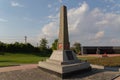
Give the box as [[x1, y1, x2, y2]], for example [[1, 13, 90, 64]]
[[61, 5, 67, 8]]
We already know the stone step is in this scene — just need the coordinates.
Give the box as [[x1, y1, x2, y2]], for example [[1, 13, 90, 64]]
[[46, 59, 81, 65], [46, 59, 62, 65], [39, 61, 91, 74], [38, 61, 62, 73]]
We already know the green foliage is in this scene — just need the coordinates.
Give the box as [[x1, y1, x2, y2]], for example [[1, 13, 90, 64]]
[[39, 38, 52, 55], [72, 42, 81, 54], [52, 39, 58, 50], [39, 38, 48, 50], [0, 41, 6, 53], [0, 41, 40, 54], [0, 40, 52, 56], [88, 56, 120, 67]]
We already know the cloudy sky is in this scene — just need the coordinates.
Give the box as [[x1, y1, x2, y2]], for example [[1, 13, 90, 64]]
[[0, 0, 120, 46]]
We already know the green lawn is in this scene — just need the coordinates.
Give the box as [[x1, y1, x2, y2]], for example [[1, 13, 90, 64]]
[[0, 53, 120, 67], [0, 53, 48, 67]]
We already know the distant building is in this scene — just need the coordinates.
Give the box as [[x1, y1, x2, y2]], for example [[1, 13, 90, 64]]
[[82, 46, 120, 54]]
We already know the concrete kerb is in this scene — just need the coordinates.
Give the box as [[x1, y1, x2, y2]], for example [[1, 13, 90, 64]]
[[91, 64, 120, 72], [111, 75, 120, 80]]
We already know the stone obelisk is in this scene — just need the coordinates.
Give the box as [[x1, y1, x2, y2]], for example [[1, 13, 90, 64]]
[[38, 5, 91, 79], [58, 5, 70, 50]]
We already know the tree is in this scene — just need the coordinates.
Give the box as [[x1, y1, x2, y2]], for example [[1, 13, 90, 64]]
[[52, 39, 58, 50], [0, 41, 41, 54], [72, 42, 81, 55], [39, 38, 48, 50], [0, 41, 6, 55]]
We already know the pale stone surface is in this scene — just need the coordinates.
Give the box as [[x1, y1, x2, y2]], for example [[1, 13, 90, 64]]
[[0, 64, 37, 73], [58, 5, 69, 50], [91, 64, 120, 72], [115, 76, 120, 80], [0, 68, 119, 80], [49, 50, 78, 62], [39, 50, 91, 74], [39, 61, 90, 74]]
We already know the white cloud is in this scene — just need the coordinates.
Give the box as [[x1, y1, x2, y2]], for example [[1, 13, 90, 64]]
[[39, 2, 120, 46], [42, 22, 58, 38], [11, 1, 24, 7], [48, 15, 58, 22], [96, 20, 108, 25], [0, 18, 8, 22], [111, 39, 120, 43], [48, 4, 52, 8], [94, 31, 104, 40], [48, 15, 56, 19], [68, 2, 88, 32]]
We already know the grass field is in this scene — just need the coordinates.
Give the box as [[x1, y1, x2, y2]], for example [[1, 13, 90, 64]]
[[0, 53, 120, 67], [0, 53, 48, 67], [88, 56, 120, 67], [77, 56, 98, 60], [78, 55, 120, 67]]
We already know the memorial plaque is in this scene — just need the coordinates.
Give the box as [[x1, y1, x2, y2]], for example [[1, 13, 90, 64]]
[[66, 51, 74, 60]]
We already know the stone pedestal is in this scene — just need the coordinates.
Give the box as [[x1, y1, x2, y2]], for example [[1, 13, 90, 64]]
[[38, 50, 91, 78]]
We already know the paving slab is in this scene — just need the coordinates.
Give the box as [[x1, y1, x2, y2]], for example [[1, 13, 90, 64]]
[[115, 77, 120, 80], [0, 64, 37, 72], [114, 75, 120, 80], [0, 67, 120, 80]]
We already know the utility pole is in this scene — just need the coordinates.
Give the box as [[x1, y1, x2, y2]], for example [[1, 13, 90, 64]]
[[25, 36, 27, 44]]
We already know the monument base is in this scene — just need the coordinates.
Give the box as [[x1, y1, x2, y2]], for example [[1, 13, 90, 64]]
[[38, 50, 91, 78]]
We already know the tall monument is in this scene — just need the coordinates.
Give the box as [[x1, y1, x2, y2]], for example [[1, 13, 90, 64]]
[[58, 5, 70, 50], [38, 5, 91, 78]]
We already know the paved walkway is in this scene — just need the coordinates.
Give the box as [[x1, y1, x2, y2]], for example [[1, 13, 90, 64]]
[[114, 75, 120, 80], [0, 64, 120, 80], [0, 64, 37, 72]]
